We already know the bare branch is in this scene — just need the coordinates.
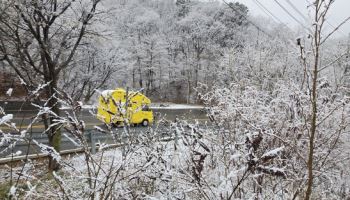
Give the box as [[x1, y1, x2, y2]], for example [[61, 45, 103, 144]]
[[321, 15, 350, 45]]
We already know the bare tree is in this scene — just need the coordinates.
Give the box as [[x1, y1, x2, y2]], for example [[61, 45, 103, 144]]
[[0, 0, 102, 171], [61, 44, 117, 103], [297, 1, 350, 199]]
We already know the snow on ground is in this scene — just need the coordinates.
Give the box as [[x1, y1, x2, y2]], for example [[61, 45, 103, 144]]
[[60, 104, 97, 110], [60, 103, 204, 110], [0, 136, 216, 199], [150, 103, 204, 110]]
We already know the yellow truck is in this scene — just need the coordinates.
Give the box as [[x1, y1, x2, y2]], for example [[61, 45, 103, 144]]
[[97, 88, 153, 126]]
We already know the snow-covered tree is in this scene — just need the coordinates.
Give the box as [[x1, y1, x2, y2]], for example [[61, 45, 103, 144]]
[[0, 0, 102, 171], [61, 43, 118, 103], [108, 0, 250, 102]]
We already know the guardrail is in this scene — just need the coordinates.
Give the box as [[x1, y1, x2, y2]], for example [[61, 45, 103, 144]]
[[0, 114, 210, 164], [0, 129, 174, 164]]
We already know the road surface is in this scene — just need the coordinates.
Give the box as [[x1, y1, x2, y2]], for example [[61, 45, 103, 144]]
[[0, 101, 209, 158]]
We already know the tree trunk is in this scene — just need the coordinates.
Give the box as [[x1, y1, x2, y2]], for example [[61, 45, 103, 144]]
[[46, 78, 62, 172], [305, 1, 320, 198], [195, 51, 200, 88], [132, 68, 136, 88]]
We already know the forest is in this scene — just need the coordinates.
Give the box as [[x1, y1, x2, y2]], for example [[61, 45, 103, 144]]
[[0, 0, 349, 199]]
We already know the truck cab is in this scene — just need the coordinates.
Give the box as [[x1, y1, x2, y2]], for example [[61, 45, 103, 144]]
[[97, 88, 154, 126]]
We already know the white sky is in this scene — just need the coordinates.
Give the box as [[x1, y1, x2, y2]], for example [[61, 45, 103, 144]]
[[233, 0, 350, 38]]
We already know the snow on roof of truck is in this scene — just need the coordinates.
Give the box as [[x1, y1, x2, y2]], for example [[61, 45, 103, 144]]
[[100, 90, 115, 98]]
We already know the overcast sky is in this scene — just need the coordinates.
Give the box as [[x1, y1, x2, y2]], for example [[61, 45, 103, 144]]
[[234, 0, 350, 38]]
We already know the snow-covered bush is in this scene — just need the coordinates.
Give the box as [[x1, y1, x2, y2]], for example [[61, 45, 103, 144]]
[[198, 78, 350, 199]]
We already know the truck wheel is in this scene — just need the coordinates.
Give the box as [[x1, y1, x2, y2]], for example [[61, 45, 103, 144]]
[[142, 120, 149, 127], [113, 121, 122, 128]]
